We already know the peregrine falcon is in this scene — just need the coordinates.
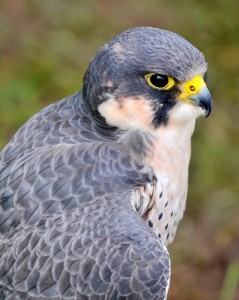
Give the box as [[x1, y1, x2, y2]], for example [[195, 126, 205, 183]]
[[0, 27, 212, 299]]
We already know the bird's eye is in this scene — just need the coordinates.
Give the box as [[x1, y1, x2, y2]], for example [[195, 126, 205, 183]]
[[145, 73, 175, 90]]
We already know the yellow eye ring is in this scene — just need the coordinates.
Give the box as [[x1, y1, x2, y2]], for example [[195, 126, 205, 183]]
[[145, 73, 175, 90]]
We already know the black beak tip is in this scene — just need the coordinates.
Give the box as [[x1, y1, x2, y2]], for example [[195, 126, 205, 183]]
[[197, 87, 212, 118], [204, 105, 212, 118], [199, 98, 212, 118]]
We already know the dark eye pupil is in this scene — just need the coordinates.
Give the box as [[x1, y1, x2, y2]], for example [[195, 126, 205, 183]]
[[150, 74, 168, 88]]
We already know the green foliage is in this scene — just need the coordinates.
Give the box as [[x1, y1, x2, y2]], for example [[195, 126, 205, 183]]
[[0, 1, 238, 299], [220, 262, 239, 300]]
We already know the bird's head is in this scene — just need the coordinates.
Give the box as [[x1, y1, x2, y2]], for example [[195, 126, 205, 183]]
[[82, 27, 212, 131]]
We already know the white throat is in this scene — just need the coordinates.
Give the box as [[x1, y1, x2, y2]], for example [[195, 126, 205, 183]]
[[133, 103, 202, 246]]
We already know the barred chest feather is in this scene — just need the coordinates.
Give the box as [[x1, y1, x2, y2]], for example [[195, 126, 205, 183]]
[[132, 116, 196, 246]]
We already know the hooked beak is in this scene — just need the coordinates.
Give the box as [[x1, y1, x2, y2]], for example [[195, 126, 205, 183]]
[[177, 75, 212, 117]]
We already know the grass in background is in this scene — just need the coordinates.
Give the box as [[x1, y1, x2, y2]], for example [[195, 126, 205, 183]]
[[0, 1, 238, 299]]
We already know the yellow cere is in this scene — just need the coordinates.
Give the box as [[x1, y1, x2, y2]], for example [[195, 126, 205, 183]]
[[177, 75, 206, 102]]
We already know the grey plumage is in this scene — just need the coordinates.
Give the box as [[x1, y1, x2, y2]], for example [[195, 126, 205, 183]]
[[0, 27, 212, 299]]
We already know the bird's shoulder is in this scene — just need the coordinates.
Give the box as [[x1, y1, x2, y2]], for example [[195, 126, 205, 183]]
[[0, 91, 115, 167]]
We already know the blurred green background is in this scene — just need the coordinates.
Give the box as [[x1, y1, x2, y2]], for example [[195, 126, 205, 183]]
[[0, 0, 238, 299]]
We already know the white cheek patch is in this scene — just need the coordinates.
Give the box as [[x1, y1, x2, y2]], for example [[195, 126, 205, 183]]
[[98, 96, 155, 131], [168, 101, 205, 126], [99, 96, 205, 132]]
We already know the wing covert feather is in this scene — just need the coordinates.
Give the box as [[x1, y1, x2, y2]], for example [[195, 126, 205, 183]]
[[0, 142, 169, 299]]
